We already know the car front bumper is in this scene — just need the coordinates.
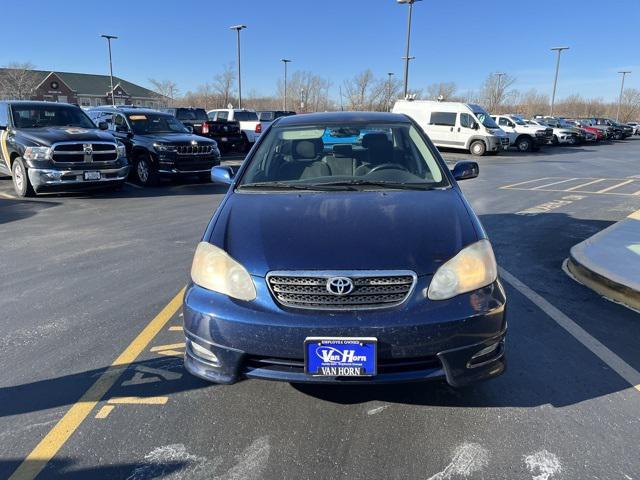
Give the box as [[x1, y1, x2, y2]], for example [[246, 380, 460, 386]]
[[28, 165, 129, 191], [183, 277, 507, 387]]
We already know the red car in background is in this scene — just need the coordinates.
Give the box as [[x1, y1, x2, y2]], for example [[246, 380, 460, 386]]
[[566, 119, 605, 141]]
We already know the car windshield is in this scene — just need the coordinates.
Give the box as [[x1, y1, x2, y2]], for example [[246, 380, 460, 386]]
[[511, 117, 527, 125], [11, 104, 95, 129], [258, 112, 275, 121], [127, 113, 189, 134], [176, 109, 208, 121], [238, 122, 448, 190], [473, 110, 499, 129]]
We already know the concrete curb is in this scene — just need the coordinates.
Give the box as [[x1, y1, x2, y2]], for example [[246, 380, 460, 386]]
[[566, 209, 640, 311]]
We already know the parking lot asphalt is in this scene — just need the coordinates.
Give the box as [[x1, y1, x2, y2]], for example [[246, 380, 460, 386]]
[[1, 142, 640, 480]]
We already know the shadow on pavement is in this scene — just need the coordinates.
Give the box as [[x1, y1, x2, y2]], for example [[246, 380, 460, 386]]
[[0, 198, 61, 224]]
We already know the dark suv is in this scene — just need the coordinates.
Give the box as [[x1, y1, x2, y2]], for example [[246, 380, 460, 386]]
[[0, 101, 128, 197], [160, 107, 243, 154], [88, 107, 220, 186]]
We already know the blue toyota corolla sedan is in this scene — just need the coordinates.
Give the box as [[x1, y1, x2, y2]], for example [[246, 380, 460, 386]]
[[183, 112, 506, 386]]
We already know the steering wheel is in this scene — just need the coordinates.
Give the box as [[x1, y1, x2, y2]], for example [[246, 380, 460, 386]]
[[368, 163, 409, 174]]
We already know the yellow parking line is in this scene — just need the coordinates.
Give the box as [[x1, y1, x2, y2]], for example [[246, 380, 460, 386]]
[[169, 326, 183, 331], [0, 191, 16, 199], [531, 178, 578, 190], [8, 286, 186, 480], [500, 177, 551, 189], [595, 179, 634, 194], [94, 405, 114, 419], [564, 178, 606, 191]]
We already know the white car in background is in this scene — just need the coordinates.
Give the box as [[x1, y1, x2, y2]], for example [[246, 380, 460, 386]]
[[526, 118, 580, 145], [491, 114, 552, 151], [626, 121, 640, 135], [207, 108, 262, 147]]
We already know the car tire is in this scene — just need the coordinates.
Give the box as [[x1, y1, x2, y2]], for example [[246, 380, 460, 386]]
[[134, 154, 159, 187], [469, 140, 486, 156], [11, 157, 35, 197], [240, 133, 251, 153], [552, 135, 559, 146], [516, 136, 533, 152], [567, 136, 576, 145], [614, 131, 623, 140]]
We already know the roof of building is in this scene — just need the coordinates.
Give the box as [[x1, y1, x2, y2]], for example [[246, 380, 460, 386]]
[[0, 68, 165, 99]]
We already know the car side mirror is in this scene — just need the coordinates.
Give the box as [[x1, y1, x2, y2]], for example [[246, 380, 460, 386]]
[[452, 161, 479, 181], [472, 122, 479, 130], [211, 165, 235, 185], [98, 121, 108, 130]]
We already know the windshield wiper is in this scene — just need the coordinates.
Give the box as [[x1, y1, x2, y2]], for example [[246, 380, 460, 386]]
[[310, 180, 437, 190], [238, 182, 352, 191]]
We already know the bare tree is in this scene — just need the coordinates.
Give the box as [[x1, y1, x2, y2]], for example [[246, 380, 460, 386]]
[[514, 89, 550, 117], [213, 63, 236, 108], [342, 69, 390, 111], [426, 82, 457, 101], [479, 73, 516, 113], [0, 62, 39, 100], [277, 71, 332, 112], [149, 79, 179, 106], [617, 88, 640, 122]]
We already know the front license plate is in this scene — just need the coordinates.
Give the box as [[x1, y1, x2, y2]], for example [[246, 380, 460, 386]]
[[305, 337, 377, 377], [83, 171, 101, 181]]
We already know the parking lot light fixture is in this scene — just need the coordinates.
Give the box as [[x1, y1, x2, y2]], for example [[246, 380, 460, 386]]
[[100, 34, 118, 106], [616, 71, 631, 122], [397, 0, 421, 99], [230, 25, 247, 109], [281, 59, 291, 111], [550, 46, 569, 116]]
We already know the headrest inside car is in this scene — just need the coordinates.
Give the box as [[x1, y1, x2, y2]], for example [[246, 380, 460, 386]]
[[333, 144, 353, 157], [294, 140, 318, 159], [362, 133, 390, 148]]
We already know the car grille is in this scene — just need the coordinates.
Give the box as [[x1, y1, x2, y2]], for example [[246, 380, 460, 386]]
[[176, 144, 214, 155], [500, 137, 509, 145], [52, 142, 118, 163], [243, 354, 440, 376], [266, 271, 416, 310]]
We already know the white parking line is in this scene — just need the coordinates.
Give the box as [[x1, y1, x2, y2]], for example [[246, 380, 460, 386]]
[[596, 179, 634, 194], [499, 267, 640, 394], [564, 178, 606, 191], [531, 178, 578, 190], [500, 177, 551, 189]]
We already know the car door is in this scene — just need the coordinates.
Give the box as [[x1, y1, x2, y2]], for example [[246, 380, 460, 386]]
[[459, 112, 480, 146], [497, 117, 518, 144], [427, 111, 458, 146]]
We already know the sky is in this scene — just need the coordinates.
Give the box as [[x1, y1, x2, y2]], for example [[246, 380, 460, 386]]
[[2, 0, 639, 102]]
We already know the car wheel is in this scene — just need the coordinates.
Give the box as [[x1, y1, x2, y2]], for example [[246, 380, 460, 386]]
[[567, 136, 576, 145], [516, 136, 532, 152], [135, 154, 159, 187], [240, 133, 251, 153], [470, 140, 486, 156], [12, 157, 35, 197], [552, 135, 559, 145], [614, 131, 623, 140]]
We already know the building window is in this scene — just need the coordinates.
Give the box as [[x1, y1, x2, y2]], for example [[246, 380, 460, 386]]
[[79, 97, 91, 107]]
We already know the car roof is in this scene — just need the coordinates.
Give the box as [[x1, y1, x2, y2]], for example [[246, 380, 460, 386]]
[[275, 111, 410, 126], [89, 106, 163, 115]]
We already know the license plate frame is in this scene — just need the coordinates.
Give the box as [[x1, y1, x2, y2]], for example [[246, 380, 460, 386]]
[[83, 171, 101, 181], [304, 337, 377, 377]]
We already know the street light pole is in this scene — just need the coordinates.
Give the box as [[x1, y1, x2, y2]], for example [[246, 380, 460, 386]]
[[281, 59, 291, 110], [495, 72, 505, 111], [387, 72, 394, 111], [101, 34, 118, 106], [616, 70, 631, 122], [550, 46, 569, 116], [230, 25, 246, 109], [398, 0, 421, 99]]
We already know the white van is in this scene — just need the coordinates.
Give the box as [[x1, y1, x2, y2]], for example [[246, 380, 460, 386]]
[[392, 100, 509, 156]]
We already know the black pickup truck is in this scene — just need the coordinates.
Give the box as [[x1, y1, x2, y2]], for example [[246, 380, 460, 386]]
[[160, 107, 244, 153], [0, 101, 128, 197]]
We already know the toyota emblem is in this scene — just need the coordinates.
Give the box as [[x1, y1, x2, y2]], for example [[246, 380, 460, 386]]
[[326, 277, 354, 296]]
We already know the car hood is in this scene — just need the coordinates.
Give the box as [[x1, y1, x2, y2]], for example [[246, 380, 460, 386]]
[[208, 189, 479, 277], [18, 127, 116, 146], [143, 133, 215, 144]]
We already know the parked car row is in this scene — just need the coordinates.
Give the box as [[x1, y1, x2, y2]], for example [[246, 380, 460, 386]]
[[392, 99, 637, 155]]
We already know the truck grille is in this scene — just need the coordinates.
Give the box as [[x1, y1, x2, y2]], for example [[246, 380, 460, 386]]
[[266, 271, 416, 310], [52, 142, 118, 163], [500, 137, 510, 146], [176, 144, 214, 155]]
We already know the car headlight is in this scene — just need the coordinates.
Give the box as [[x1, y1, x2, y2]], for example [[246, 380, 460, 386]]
[[23, 146, 52, 161], [153, 142, 175, 152], [116, 142, 126, 158], [427, 239, 497, 301], [191, 242, 256, 301]]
